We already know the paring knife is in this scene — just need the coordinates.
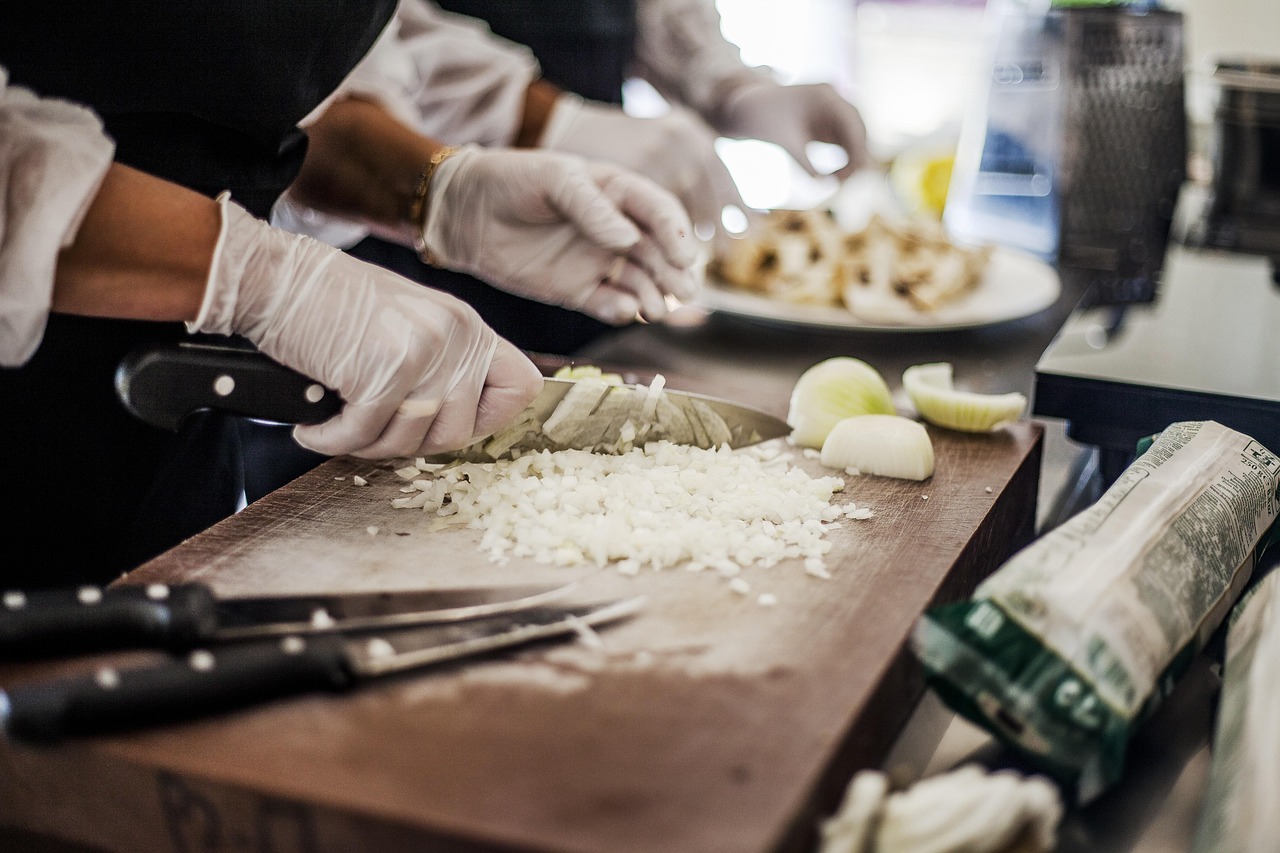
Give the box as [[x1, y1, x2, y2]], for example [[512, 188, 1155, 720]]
[[0, 581, 573, 660], [0, 596, 645, 743], [114, 342, 790, 450]]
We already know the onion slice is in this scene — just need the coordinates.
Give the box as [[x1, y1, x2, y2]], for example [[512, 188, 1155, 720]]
[[788, 357, 895, 449], [902, 362, 1026, 433], [820, 414, 934, 481]]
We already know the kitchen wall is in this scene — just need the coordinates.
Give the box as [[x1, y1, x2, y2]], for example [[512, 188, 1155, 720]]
[[1179, 0, 1280, 71]]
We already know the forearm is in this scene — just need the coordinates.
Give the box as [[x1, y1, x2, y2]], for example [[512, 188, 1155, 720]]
[[513, 79, 562, 148], [632, 0, 765, 124], [52, 162, 218, 323], [288, 96, 449, 246]]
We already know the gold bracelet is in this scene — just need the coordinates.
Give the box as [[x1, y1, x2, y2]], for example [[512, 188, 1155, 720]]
[[409, 145, 459, 265]]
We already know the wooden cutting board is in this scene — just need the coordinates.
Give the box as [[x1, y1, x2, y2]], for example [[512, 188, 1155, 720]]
[[0, 375, 1042, 853]]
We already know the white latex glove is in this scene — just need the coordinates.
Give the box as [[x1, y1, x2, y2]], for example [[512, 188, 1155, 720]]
[[422, 144, 699, 325], [715, 79, 871, 180], [540, 95, 746, 244], [191, 193, 543, 460]]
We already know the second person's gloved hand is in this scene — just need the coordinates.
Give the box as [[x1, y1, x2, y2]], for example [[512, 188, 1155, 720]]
[[421, 145, 700, 325], [191, 192, 543, 460], [714, 79, 871, 180], [539, 96, 746, 249]]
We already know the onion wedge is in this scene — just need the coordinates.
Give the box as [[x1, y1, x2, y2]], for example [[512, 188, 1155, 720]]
[[902, 362, 1026, 433], [820, 414, 934, 481], [788, 357, 895, 449]]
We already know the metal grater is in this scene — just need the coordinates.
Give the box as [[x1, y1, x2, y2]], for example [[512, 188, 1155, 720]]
[[1056, 8, 1187, 308]]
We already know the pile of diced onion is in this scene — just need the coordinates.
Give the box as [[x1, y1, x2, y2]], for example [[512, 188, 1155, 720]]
[[391, 441, 869, 580]]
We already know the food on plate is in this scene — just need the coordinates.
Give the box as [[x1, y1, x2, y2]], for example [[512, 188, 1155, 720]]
[[710, 209, 993, 322], [710, 208, 846, 306], [841, 215, 993, 322], [819, 414, 934, 481], [819, 765, 1063, 853], [913, 421, 1280, 803], [902, 362, 1027, 433], [787, 357, 895, 450]]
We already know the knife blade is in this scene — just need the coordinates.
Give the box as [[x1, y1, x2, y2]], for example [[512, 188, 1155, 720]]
[[0, 597, 644, 743], [0, 581, 574, 660], [114, 343, 790, 453]]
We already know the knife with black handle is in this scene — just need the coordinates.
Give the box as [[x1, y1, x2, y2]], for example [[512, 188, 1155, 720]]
[[116, 342, 342, 431], [0, 598, 643, 742], [2, 634, 353, 743], [0, 581, 574, 660], [0, 585, 219, 660]]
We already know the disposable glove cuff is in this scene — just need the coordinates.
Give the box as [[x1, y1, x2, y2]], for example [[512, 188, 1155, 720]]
[[537, 92, 586, 150], [188, 191, 249, 336], [420, 143, 481, 269]]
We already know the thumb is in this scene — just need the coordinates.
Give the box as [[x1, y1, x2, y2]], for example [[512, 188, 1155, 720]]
[[782, 138, 821, 178]]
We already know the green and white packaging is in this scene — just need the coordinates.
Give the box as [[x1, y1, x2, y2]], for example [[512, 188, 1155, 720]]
[[911, 421, 1280, 803]]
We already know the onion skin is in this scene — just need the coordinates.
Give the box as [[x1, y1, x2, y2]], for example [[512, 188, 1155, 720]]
[[788, 357, 895, 450], [902, 362, 1026, 433]]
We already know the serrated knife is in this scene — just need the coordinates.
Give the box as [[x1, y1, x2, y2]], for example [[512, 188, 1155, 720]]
[[0, 596, 644, 743], [0, 581, 574, 660], [114, 343, 789, 450]]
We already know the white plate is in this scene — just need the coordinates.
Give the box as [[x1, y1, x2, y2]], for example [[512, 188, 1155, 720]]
[[697, 246, 1061, 333]]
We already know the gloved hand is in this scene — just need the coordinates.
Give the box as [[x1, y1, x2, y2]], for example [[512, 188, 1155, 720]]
[[422, 145, 699, 326], [191, 192, 543, 460], [714, 79, 871, 180], [540, 95, 746, 245]]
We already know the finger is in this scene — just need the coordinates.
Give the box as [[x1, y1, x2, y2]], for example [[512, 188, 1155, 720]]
[[607, 258, 668, 320], [294, 399, 410, 459], [471, 341, 543, 440], [578, 287, 642, 326], [623, 235, 698, 302], [589, 164, 699, 268], [547, 168, 642, 253], [683, 153, 747, 239], [413, 383, 482, 457]]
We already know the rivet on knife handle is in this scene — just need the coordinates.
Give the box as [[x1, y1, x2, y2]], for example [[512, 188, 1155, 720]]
[[0, 584, 219, 660], [116, 343, 343, 431], [0, 635, 353, 743]]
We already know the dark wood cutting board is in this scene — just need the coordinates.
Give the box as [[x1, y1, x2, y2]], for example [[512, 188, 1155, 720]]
[[0, 368, 1042, 853]]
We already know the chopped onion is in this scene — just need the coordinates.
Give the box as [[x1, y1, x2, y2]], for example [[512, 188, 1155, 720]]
[[819, 414, 935, 481], [788, 357, 895, 449], [902, 362, 1026, 433], [393, 441, 847, 576]]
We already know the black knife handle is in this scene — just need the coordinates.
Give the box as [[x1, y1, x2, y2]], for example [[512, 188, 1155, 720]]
[[0, 584, 220, 660], [2, 635, 353, 743], [115, 343, 343, 431]]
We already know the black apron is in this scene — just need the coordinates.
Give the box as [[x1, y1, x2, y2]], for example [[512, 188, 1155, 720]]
[[0, 0, 396, 586], [257, 0, 641, 503]]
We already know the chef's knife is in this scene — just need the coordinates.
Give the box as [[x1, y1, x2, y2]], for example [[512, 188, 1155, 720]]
[[115, 342, 790, 450], [0, 581, 574, 660], [0, 596, 644, 743]]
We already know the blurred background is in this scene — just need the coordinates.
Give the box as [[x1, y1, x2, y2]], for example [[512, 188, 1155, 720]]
[[624, 0, 1280, 221]]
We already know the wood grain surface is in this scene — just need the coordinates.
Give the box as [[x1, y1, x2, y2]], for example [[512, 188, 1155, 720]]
[[0, 367, 1042, 853]]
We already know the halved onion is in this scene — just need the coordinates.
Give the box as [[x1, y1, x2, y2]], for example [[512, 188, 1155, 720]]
[[902, 362, 1026, 433], [820, 414, 934, 480], [788, 357, 895, 449]]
